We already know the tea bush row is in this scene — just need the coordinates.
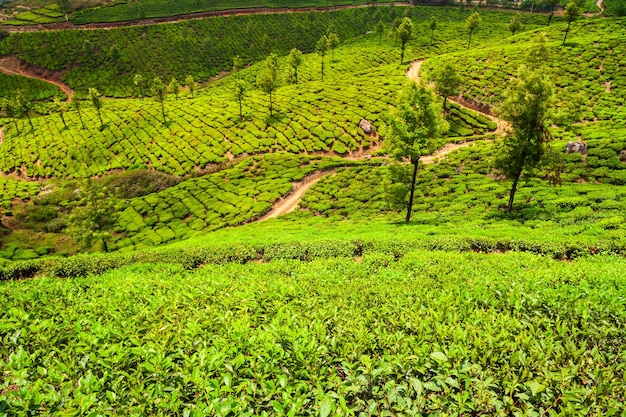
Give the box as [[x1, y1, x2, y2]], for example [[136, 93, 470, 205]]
[[0, 7, 549, 96], [421, 18, 626, 124], [0, 60, 494, 179], [112, 153, 368, 250], [1, 251, 625, 414]]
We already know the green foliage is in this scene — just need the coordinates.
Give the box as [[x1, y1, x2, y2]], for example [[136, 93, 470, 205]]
[[429, 15, 437, 44], [315, 34, 329, 80], [72, 0, 392, 24], [562, 2, 580, 45], [434, 62, 462, 110], [495, 66, 554, 213], [113, 154, 358, 250], [150, 76, 167, 123], [0, 177, 40, 210], [465, 11, 482, 50], [0, 8, 390, 97], [0, 72, 64, 102], [87, 87, 103, 127], [285, 48, 303, 84], [1, 251, 626, 413], [385, 83, 448, 222], [397, 16, 413, 63], [326, 31, 340, 62], [66, 180, 119, 252], [508, 13, 523, 35], [168, 76, 180, 99], [233, 78, 249, 118], [256, 53, 281, 116]]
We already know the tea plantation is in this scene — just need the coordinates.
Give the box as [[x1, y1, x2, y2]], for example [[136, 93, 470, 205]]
[[1, 2, 626, 415]]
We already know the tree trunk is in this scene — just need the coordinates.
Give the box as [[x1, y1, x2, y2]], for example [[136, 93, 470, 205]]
[[102, 238, 109, 253], [405, 158, 419, 223], [295, 68, 298, 84], [321, 55, 325, 81], [443, 96, 448, 112], [506, 174, 521, 214], [12, 118, 19, 134], [547, 4, 555, 26], [431, 30, 434, 45], [269, 91, 273, 116], [97, 110, 103, 127], [60, 113, 67, 129], [26, 113, 34, 130], [400, 44, 405, 64], [77, 109, 85, 129], [239, 99, 243, 118], [562, 21, 571, 45], [161, 101, 166, 124], [467, 32, 472, 50]]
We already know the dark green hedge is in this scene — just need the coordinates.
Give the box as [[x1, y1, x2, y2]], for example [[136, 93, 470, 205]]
[[1, 236, 624, 280]]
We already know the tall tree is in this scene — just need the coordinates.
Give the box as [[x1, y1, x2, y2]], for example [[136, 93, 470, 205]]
[[52, 97, 68, 129], [151, 77, 168, 124], [256, 53, 281, 116], [385, 83, 448, 223], [391, 17, 402, 44], [71, 96, 85, 129], [88, 88, 104, 128], [133, 73, 146, 98], [67, 180, 119, 253], [233, 55, 243, 74], [327, 32, 340, 62], [397, 17, 413, 64], [465, 11, 482, 50], [233, 79, 248, 119], [15, 90, 33, 131], [168, 77, 181, 100], [562, 2, 579, 46], [1, 98, 19, 134], [286, 48, 303, 85], [434, 63, 463, 111], [316, 35, 329, 81], [56, 0, 71, 13], [546, 0, 558, 26], [185, 75, 196, 98], [495, 66, 553, 214], [429, 16, 437, 45], [508, 13, 523, 35], [375, 20, 386, 45]]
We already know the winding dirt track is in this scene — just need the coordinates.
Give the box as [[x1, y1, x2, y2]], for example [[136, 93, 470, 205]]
[[0, 3, 408, 33], [0, 56, 73, 100], [0, 2, 550, 33], [261, 59, 499, 220]]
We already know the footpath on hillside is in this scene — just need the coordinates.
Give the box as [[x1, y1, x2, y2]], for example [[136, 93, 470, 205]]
[[0, 56, 73, 100], [261, 59, 501, 220]]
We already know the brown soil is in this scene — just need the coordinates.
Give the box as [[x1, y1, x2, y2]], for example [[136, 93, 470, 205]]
[[0, 126, 4, 145], [259, 169, 338, 221], [406, 59, 510, 136], [0, 56, 73, 101], [0, 3, 410, 33]]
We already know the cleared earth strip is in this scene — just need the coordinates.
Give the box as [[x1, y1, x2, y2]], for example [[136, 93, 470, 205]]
[[0, 56, 73, 101], [262, 58, 500, 220], [260, 140, 484, 220], [0, 3, 408, 33]]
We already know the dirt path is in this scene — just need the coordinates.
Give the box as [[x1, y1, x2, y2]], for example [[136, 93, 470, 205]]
[[260, 138, 488, 220], [259, 169, 337, 221], [597, 0, 605, 12], [406, 59, 509, 136], [0, 2, 554, 33], [0, 127, 4, 145], [0, 3, 409, 33], [0, 56, 73, 100]]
